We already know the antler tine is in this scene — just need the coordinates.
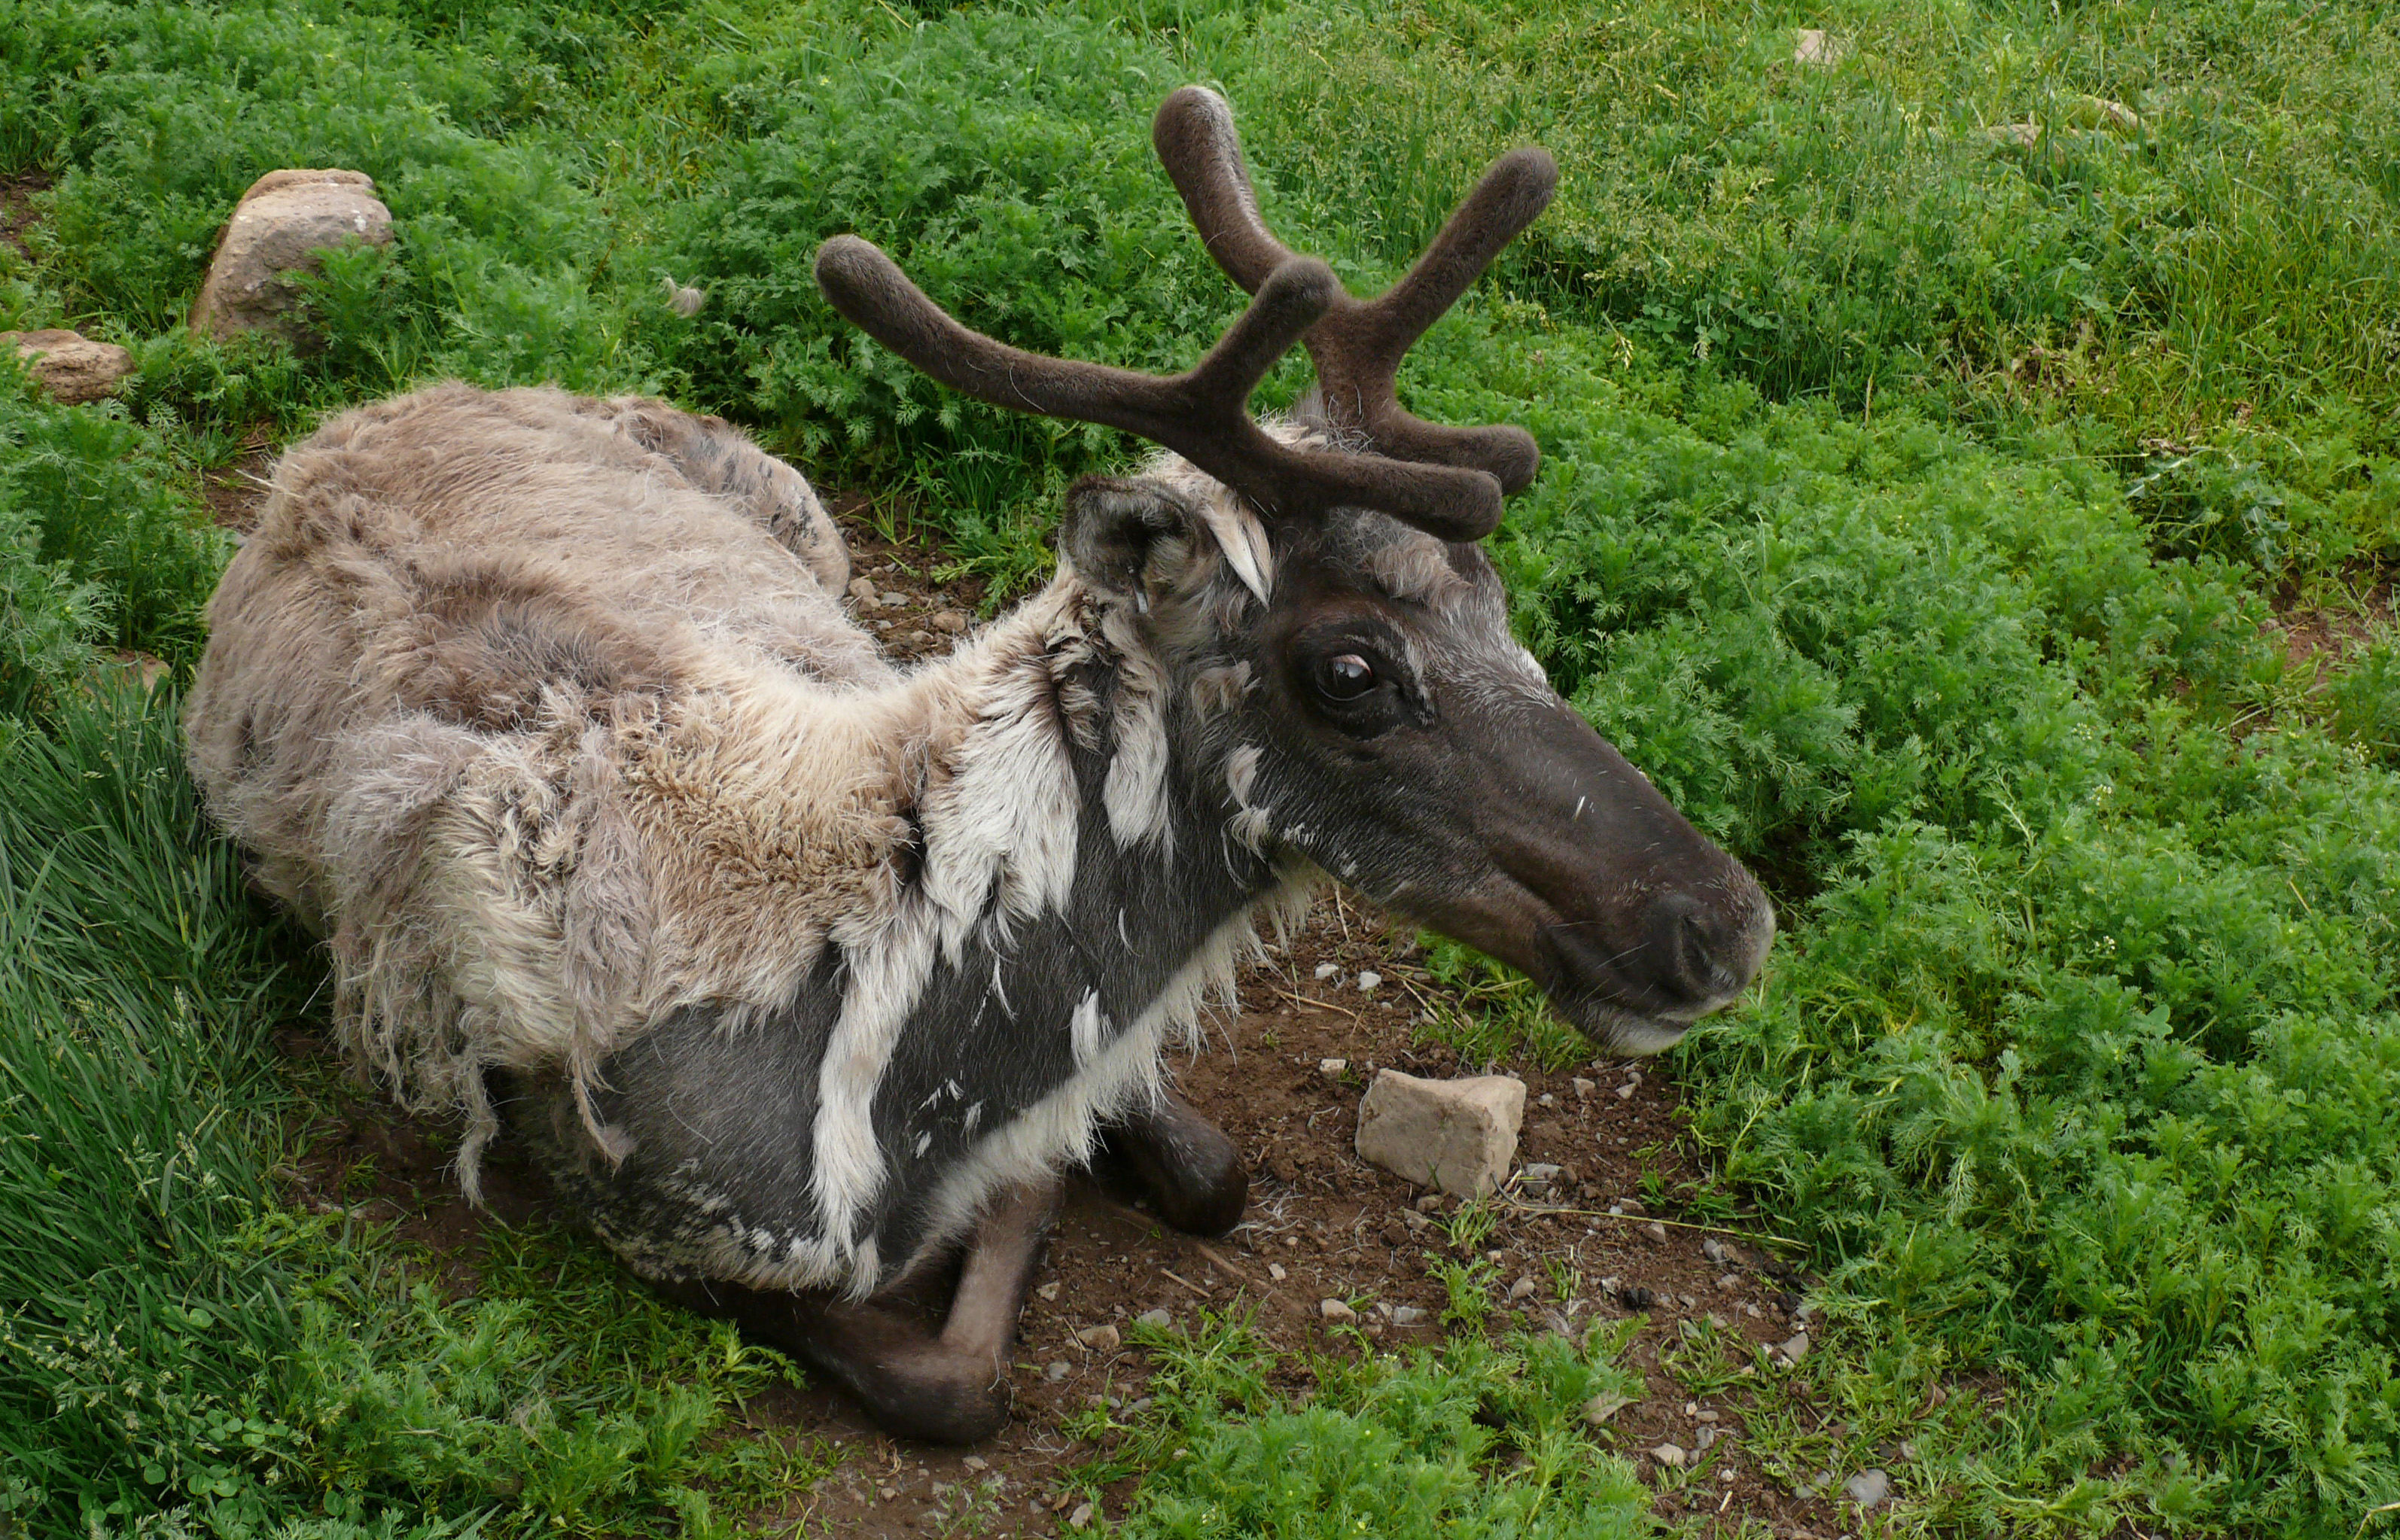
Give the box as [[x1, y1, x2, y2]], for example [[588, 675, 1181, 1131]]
[[1317, 147, 1555, 494], [1153, 87, 1556, 497], [1153, 85, 1299, 291], [814, 236, 1503, 542]]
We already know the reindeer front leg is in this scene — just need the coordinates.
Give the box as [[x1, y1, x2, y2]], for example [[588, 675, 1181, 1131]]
[[647, 1177, 1061, 1445], [1095, 1088, 1249, 1237]]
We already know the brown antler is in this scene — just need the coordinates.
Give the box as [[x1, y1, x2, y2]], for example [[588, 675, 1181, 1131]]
[[815, 235, 1505, 540], [1152, 86, 1555, 495]]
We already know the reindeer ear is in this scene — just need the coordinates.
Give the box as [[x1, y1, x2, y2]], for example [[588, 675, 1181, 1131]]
[[1060, 476, 1205, 612]]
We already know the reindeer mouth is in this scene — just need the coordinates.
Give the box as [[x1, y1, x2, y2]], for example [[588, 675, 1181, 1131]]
[[1524, 895, 1777, 1056]]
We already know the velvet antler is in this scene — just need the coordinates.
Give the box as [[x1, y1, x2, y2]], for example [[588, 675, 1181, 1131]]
[[815, 236, 1505, 540], [1152, 87, 1555, 495]]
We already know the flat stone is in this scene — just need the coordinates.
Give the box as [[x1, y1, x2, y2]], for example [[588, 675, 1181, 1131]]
[[1647, 1443, 1688, 1470], [190, 169, 393, 348], [1044, 1360, 1071, 1382], [1644, 1222, 1670, 1243], [1388, 1305, 1428, 1326], [1313, 961, 1339, 981], [878, 589, 907, 607], [1354, 1069, 1525, 1198], [1508, 1275, 1540, 1301], [1773, 1331, 1811, 1367], [1133, 1308, 1172, 1329], [1, 329, 136, 404], [848, 577, 879, 604], [931, 608, 969, 634], [1571, 1076, 1597, 1099], [1582, 1391, 1631, 1426], [1794, 28, 1847, 65], [1076, 1324, 1120, 1351], [1319, 1057, 1348, 1082], [1355, 969, 1381, 991], [1844, 1468, 1891, 1506], [1318, 1298, 1359, 1324]]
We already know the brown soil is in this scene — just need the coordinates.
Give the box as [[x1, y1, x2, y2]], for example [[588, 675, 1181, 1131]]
[[2271, 571, 2395, 679], [273, 505, 1865, 1538], [0, 169, 47, 260]]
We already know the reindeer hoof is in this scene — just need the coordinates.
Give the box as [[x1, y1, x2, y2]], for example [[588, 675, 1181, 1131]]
[[1098, 1091, 1248, 1236]]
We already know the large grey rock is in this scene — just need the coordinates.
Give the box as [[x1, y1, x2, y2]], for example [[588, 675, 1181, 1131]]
[[1354, 1070, 1525, 1198], [190, 169, 393, 347], [1, 328, 136, 403]]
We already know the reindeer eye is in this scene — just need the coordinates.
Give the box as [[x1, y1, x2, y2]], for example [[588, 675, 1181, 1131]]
[[1314, 653, 1377, 702]]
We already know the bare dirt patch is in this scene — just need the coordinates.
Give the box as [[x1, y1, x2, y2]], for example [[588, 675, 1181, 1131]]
[[0, 169, 48, 261], [273, 506, 1855, 1538]]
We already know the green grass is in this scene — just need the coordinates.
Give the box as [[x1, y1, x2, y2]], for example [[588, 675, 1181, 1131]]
[[1, 0, 2397, 1535]]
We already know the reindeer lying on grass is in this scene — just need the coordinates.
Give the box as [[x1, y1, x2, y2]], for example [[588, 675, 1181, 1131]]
[[184, 89, 1772, 1442]]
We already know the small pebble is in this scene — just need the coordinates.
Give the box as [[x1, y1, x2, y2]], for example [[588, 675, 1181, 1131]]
[[1389, 1305, 1428, 1325], [1319, 1298, 1359, 1324], [1135, 1308, 1172, 1328], [1647, 1443, 1688, 1470], [1571, 1077, 1597, 1099], [1774, 1331, 1811, 1366], [879, 589, 907, 607], [1615, 1082, 1637, 1100], [1537, 1092, 1556, 1107], [1037, 1282, 1060, 1301], [1044, 1361, 1071, 1382], [1319, 1057, 1347, 1080], [1844, 1468, 1892, 1507], [962, 1456, 988, 1472], [932, 609, 969, 634], [1268, 1262, 1287, 1280], [1644, 1222, 1670, 1243], [1355, 969, 1381, 991], [1314, 962, 1339, 981], [1717, 1273, 1742, 1292], [1509, 1275, 1539, 1301], [848, 577, 877, 604], [1077, 1324, 1120, 1351], [1069, 1501, 1095, 1528]]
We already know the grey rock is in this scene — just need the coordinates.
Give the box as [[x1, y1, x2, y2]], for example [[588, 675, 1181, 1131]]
[[1773, 1331, 1811, 1366], [190, 169, 393, 347], [1389, 1305, 1428, 1326], [1, 329, 136, 404], [1844, 1468, 1891, 1506], [1133, 1308, 1172, 1329], [1354, 1069, 1525, 1198], [1646, 1443, 1688, 1470], [1582, 1391, 1631, 1426]]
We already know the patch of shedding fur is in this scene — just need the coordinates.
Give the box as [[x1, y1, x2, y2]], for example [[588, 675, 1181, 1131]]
[[893, 881, 1302, 1288], [1098, 608, 1174, 851]]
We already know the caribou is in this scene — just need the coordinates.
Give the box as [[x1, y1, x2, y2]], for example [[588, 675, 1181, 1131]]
[[183, 88, 1773, 1442]]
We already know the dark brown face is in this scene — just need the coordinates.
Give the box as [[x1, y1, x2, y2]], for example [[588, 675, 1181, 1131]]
[[1223, 518, 1774, 1053]]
